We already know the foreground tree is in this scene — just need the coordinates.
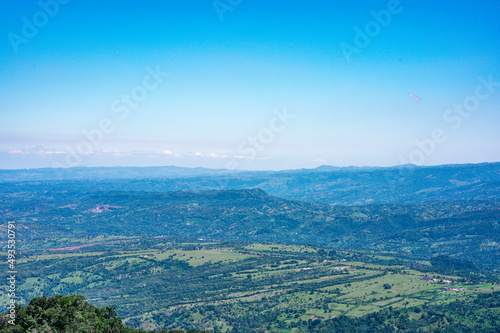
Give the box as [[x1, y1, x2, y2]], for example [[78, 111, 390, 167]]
[[0, 294, 207, 333]]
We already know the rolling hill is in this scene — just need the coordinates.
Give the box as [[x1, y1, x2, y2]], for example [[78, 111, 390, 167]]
[[2, 186, 498, 270], [1, 162, 499, 205]]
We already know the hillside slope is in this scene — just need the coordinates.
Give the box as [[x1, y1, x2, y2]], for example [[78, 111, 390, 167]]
[[1, 163, 499, 205], [2, 187, 499, 270], [0, 294, 206, 333]]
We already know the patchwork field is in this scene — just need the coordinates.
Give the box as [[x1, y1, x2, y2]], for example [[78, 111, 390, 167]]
[[2, 237, 498, 332]]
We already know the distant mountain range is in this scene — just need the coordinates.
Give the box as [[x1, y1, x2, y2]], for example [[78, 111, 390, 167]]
[[0, 165, 227, 182], [1, 162, 499, 205]]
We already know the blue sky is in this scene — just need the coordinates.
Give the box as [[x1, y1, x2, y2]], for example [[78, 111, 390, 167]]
[[1, 0, 499, 170]]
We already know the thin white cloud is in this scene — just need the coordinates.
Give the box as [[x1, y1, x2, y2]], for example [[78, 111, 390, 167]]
[[101, 149, 122, 153], [8, 150, 28, 155], [233, 155, 270, 160], [162, 150, 181, 157], [207, 153, 228, 158], [37, 150, 67, 155], [8, 149, 67, 155]]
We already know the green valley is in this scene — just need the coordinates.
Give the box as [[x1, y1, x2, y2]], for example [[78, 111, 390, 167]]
[[1, 237, 498, 331]]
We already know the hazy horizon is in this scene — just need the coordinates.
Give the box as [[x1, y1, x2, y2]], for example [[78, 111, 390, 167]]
[[1, 160, 499, 173]]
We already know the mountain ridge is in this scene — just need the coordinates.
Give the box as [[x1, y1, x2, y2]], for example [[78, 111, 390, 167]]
[[1, 162, 499, 206], [2, 187, 498, 270]]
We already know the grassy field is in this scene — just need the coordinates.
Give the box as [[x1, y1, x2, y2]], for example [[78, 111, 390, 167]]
[[1, 238, 498, 332]]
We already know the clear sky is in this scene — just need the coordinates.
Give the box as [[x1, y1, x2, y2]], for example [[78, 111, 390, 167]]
[[1, 0, 499, 170]]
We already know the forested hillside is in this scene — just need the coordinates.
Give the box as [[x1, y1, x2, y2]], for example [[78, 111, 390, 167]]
[[2, 187, 499, 270], [0, 294, 206, 333], [1, 163, 499, 205]]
